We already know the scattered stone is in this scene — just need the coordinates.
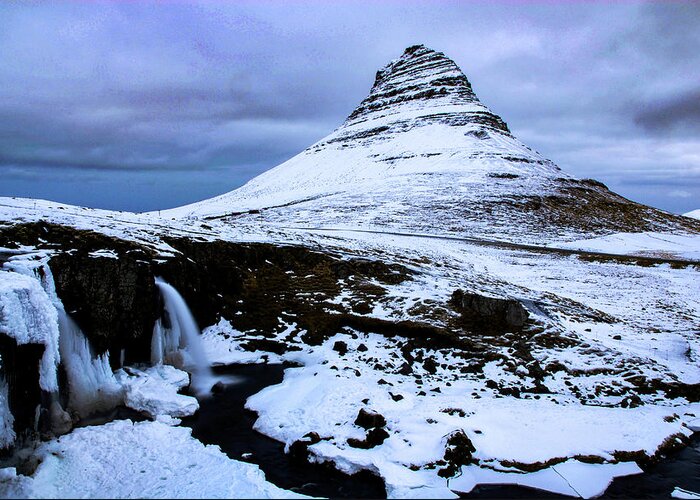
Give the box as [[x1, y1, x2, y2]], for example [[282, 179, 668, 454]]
[[439, 430, 476, 478], [355, 408, 387, 429], [398, 363, 413, 375], [390, 393, 404, 402], [423, 357, 437, 374], [348, 427, 390, 449], [357, 343, 368, 352], [333, 341, 348, 355]]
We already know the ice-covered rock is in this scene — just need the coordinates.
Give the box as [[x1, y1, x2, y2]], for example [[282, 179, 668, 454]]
[[0, 270, 60, 392], [116, 365, 199, 419]]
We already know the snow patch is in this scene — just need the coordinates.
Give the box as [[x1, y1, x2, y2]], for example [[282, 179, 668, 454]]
[[0, 419, 306, 499]]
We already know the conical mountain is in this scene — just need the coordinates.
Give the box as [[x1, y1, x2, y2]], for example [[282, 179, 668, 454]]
[[165, 45, 699, 243]]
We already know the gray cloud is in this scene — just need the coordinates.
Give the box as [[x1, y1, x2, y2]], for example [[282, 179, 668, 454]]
[[634, 89, 700, 133]]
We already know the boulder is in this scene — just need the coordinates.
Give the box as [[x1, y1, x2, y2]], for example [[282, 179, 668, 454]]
[[450, 290, 529, 332]]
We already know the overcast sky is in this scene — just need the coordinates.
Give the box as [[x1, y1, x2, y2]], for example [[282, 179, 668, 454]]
[[1, 1, 698, 213]]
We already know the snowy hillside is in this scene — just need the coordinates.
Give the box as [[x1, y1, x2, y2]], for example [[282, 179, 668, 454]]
[[163, 45, 699, 244], [685, 209, 700, 220]]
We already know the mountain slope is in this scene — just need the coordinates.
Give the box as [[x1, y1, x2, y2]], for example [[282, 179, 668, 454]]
[[164, 45, 699, 243]]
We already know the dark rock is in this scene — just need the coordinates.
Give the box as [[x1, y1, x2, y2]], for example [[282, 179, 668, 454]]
[[333, 341, 348, 356], [390, 393, 404, 402], [450, 289, 529, 332], [288, 432, 322, 463], [357, 343, 368, 352], [398, 363, 413, 375], [347, 427, 390, 449], [211, 381, 226, 394], [0, 335, 45, 444], [50, 253, 158, 362], [439, 430, 476, 477], [355, 408, 387, 429], [423, 357, 437, 374]]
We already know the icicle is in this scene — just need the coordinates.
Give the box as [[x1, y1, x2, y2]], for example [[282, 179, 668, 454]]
[[0, 375, 15, 449], [153, 278, 214, 396], [57, 311, 122, 417], [151, 319, 165, 365]]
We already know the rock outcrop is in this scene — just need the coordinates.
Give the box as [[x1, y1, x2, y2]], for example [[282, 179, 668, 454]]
[[450, 289, 529, 332]]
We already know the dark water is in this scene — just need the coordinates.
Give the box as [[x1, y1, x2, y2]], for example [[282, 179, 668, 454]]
[[602, 436, 700, 498], [463, 436, 700, 499], [180, 363, 386, 498]]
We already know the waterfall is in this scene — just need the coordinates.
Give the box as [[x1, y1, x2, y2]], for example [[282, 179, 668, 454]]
[[57, 310, 122, 417], [153, 278, 214, 396]]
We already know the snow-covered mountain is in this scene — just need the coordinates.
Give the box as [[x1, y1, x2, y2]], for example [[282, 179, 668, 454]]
[[164, 45, 698, 243]]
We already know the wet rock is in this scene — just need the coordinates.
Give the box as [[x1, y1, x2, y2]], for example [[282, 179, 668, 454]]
[[289, 432, 322, 463], [355, 408, 387, 429], [450, 289, 529, 332]]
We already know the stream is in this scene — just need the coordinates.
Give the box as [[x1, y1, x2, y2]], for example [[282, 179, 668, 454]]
[[181, 363, 386, 498]]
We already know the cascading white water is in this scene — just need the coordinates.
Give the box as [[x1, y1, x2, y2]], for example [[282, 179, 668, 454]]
[[153, 278, 214, 396]]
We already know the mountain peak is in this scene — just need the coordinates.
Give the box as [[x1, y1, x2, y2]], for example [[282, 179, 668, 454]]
[[345, 45, 509, 133]]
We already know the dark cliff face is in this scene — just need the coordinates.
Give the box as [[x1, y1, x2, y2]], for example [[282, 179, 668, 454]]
[[50, 253, 158, 366], [1, 223, 414, 362]]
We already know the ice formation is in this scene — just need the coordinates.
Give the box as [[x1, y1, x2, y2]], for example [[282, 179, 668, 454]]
[[57, 310, 122, 416], [153, 277, 214, 395], [0, 268, 60, 392], [115, 365, 199, 419], [1, 256, 121, 419], [0, 376, 15, 449]]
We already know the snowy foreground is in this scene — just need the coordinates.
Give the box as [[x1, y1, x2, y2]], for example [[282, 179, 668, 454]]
[[1, 194, 700, 498], [0, 420, 303, 499]]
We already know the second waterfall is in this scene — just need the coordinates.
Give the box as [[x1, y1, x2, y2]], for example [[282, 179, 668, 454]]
[[152, 277, 214, 396]]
